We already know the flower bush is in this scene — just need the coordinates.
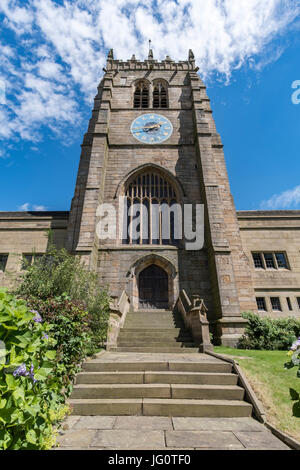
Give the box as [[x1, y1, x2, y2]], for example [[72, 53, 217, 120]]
[[0, 289, 69, 450], [25, 295, 92, 395], [1, 246, 111, 449], [287, 337, 300, 374], [14, 245, 110, 349], [238, 312, 300, 350], [285, 337, 300, 416]]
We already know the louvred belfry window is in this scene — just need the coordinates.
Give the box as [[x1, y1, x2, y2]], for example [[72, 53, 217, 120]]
[[153, 82, 168, 108], [123, 171, 181, 246], [134, 81, 149, 108]]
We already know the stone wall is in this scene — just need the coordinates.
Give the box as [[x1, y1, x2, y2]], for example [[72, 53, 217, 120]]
[[1, 209, 300, 319], [238, 211, 300, 318], [1, 53, 299, 346], [0, 212, 69, 288]]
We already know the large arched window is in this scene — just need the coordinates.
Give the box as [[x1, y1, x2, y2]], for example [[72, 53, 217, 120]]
[[122, 170, 181, 246], [153, 81, 168, 108], [133, 81, 149, 108]]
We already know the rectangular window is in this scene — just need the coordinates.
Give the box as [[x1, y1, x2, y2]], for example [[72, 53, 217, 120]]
[[253, 253, 264, 269], [33, 254, 44, 264], [271, 297, 282, 311], [275, 253, 288, 269], [0, 254, 8, 272], [264, 253, 275, 269], [22, 254, 33, 270], [286, 297, 293, 311], [297, 298, 300, 309], [256, 297, 267, 311], [22, 253, 44, 269]]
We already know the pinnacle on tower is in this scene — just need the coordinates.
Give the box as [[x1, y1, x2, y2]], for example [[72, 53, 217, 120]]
[[188, 49, 195, 61]]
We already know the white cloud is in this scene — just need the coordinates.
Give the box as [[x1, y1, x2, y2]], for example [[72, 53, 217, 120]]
[[17, 202, 47, 211], [0, 0, 299, 145], [0, 148, 9, 159], [0, 0, 34, 35], [18, 203, 30, 211], [260, 185, 300, 209]]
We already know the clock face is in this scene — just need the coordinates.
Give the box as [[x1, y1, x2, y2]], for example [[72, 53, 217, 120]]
[[131, 113, 173, 144]]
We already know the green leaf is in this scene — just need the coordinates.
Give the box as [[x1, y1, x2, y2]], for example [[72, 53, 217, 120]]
[[0, 429, 13, 450], [26, 429, 37, 445], [5, 374, 16, 390], [13, 387, 25, 401], [44, 350, 56, 360], [1, 324, 18, 331], [34, 368, 49, 381]]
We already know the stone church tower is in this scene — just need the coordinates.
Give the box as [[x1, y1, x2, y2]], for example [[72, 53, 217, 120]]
[[66, 49, 256, 346]]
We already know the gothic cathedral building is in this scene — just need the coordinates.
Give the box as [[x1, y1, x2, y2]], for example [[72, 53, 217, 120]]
[[1, 50, 300, 346]]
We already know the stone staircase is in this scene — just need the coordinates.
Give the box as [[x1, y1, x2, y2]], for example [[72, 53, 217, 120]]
[[110, 310, 199, 353], [70, 355, 252, 417], [69, 310, 252, 418]]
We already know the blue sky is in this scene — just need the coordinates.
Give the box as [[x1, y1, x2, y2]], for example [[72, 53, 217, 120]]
[[0, 0, 300, 212]]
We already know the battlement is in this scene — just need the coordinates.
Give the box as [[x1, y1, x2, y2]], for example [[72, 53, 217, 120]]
[[105, 49, 198, 72]]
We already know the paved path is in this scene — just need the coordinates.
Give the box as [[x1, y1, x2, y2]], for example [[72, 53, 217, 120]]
[[56, 416, 289, 450]]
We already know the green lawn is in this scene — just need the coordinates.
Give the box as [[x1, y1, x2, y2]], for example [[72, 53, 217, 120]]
[[215, 347, 300, 441]]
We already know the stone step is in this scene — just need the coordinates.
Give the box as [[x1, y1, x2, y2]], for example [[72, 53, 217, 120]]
[[117, 341, 195, 348], [119, 328, 186, 334], [118, 336, 193, 343], [69, 398, 252, 417], [72, 383, 170, 399], [126, 311, 174, 316], [76, 372, 145, 384], [144, 371, 238, 385], [125, 314, 181, 319], [171, 384, 244, 400], [142, 399, 252, 418], [122, 324, 185, 329], [135, 308, 173, 315], [124, 321, 184, 328], [134, 310, 173, 314], [119, 329, 191, 338], [82, 360, 232, 373], [111, 347, 199, 353], [76, 371, 237, 385], [71, 383, 245, 400]]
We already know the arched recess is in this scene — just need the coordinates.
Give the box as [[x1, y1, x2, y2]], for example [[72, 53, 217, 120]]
[[152, 79, 168, 108], [114, 164, 186, 200], [133, 79, 150, 108], [126, 253, 178, 310], [118, 165, 185, 246]]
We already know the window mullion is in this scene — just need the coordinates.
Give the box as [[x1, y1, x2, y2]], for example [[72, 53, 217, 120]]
[[273, 253, 278, 270], [149, 196, 152, 245], [140, 199, 142, 245]]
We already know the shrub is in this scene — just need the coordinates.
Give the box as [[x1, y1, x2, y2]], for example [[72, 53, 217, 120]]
[[24, 295, 92, 395], [285, 338, 300, 416], [0, 290, 69, 450], [14, 245, 110, 349], [238, 312, 300, 350]]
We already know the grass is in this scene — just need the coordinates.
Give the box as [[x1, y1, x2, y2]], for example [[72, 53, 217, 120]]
[[215, 346, 300, 442]]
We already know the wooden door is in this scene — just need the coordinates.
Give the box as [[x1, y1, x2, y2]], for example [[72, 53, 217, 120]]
[[138, 265, 168, 309]]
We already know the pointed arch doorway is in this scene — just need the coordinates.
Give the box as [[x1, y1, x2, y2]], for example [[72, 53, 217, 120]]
[[138, 264, 168, 309]]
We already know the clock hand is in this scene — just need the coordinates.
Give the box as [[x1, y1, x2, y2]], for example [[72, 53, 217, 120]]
[[132, 124, 162, 132]]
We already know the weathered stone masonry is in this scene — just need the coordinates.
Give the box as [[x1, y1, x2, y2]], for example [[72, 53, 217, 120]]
[[1, 52, 300, 345]]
